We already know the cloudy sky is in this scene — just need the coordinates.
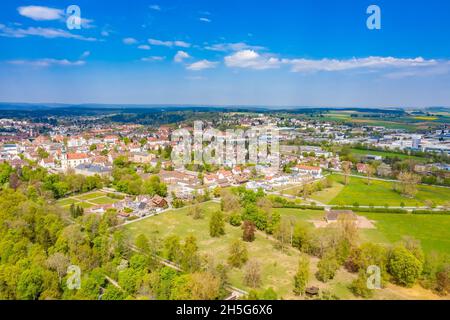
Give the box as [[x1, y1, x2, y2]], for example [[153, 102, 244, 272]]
[[0, 0, 450, 107]]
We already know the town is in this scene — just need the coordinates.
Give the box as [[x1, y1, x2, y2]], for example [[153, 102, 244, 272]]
[[0, 106, 449, 300]]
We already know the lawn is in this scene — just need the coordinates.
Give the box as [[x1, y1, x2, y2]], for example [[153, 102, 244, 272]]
[[359, 212, 450, 255], [56, 191, 118, 209], [309, 182, 344, 204], [77, 191, 106, 200], [326, 175, 450, 207], [90, 196, 118, 205]]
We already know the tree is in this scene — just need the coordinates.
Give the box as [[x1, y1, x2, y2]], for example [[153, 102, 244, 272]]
[[189, 272, 221, 300], [17, 267, 45, 300], [143, 175, 167, 197], [229, 211, 242, 226], [70, 204, 84, 219], [396, 171, 421, 198], [135, 234, 150, 254], [316, 251, 340, 283], [435, 266, 450, 296], [220, 189, 241, 212], [388, 245, 423, 287], [37, 147, 49, 160], [181, 235, 201, 272], [292, 222, 312, 253], [8, 172, 20, 190], [274, 217, 295, 252], [366, 164, 375, 185], [242, 220, 256, 242], [209, 210, 225, 237], [188, 203, 203, 220], [345, 243, 388, 280], [163, 235, 182, 263], [227, 239, 248, 268], [46, 252, 70, 283], [244, 259, 262, 288], [293, 255, 310, 295], [342, 161, 352, 185]]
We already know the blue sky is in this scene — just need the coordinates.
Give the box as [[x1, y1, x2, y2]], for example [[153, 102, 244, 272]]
[[0, 0, 450, 107]]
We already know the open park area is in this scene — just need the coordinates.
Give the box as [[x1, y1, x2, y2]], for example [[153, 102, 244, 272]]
[[123, 200, 449, 300]]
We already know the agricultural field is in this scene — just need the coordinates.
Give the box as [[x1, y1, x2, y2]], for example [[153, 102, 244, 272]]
[[302, 110, 450, 131], [349, 148, 427, 162], [311, 174, 450, 207], [56, 190, 120, 209], [123, 202, 446, 299]]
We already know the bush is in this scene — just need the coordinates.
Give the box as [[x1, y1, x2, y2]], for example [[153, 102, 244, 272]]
[[412, 210, 450, 215], [229, 212, 242, 226], [349, 270, 374, 298], [316, 252, 340, 283], [388, 246, 423, 287]]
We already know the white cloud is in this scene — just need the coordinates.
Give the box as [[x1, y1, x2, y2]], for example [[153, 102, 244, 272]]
[[287, 56, 437, 73], [80, 51, 90, 59], [186, 60, 218, 71], [18, 6, 63, 21], [80, 18, 95, 29], [148, 38, 191, 48], [199, 18, 211, 23], [174, 51, 190, 63], [224, 50, 281, 70], [149, 5, 161, 11], [148, 38, 172, 47], [138, 45, 151, 50], [8, 58, 85, 67], [17, 6, 95, 29], [174, 41, 191, 48], [224, 50, 443, 74], [205, 42, 266, 52], [141, 56, 165, 62], [123, 37, 138, 45], [0, 26, 96, 41]]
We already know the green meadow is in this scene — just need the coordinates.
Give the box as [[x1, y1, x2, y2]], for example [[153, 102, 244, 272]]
[[311, 175, 450, 207]]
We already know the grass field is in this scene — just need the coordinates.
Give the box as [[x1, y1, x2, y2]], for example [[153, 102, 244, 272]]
[[56, 190, 120, 209], [321, 175, 450, 207], [350, 148, 427, 162], [359, 213, 450, 255]]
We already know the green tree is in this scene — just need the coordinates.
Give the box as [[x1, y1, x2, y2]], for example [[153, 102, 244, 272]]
[[181, 235, 201, 272], [135, 234, 150, 254], [293, 255, 310, 295], [227, 239, 248, 268], [163, 235, 182, 263], [316, 251, 340, 283], [209, 210, 225, 237], [388, 245, 423, 287]]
